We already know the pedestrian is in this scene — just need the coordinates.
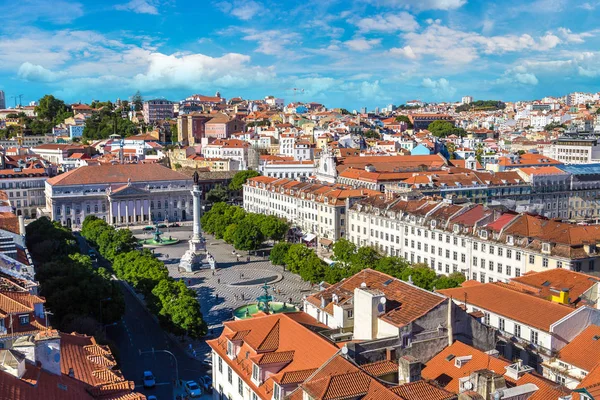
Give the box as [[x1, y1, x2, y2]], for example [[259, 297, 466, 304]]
[[239, 272, 242, 279], [215, 294, 219, 301], [217, 278, 220, 284], [212, 270, 215, 276], [289, 297, 292, 303], [247, 256, 250, 262], [188, 279, 191, 286]]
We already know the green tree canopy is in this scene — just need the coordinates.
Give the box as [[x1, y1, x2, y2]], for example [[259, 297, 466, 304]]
[[395, 115, 413, 128], [270, 242, 291, 265], [427, 120, 466, 138], [35, 95, 70, 122], [83, 108, 139, 140], [332, 238, 356, 267], [132, 91, 143, 111], [350, 246, 380, 273], [364, 129, 380, 139], [206, 185, 229, 203], [229, 170, 260, 191], [233, 219, 264, 250]]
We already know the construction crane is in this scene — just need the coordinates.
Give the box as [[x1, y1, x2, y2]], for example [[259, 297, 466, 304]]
[[286, 88, 305, 103], [10, 95, 24, 108]]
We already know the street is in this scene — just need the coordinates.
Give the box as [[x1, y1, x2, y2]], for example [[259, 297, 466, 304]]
[[74, 231, 209, 400]]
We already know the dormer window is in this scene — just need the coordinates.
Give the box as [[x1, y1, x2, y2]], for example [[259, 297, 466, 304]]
[[252, 364, 260, 383], [542, 242, 551, 253], [480, 230, 488, 239], [431, 220, 437, 228], [227, 340, 234, 358], [506, 235, 514, 245], [453, 224, 460, 233], [273, 383, 282, 400]]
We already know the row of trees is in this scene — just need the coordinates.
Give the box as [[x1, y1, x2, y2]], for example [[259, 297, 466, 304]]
[[81, 216, 207, 338], [456, 100, 506, 112], [427, 120, 467, 138], [201, 202, 288, 251], [270, 238, 465, 290], [25, 218, 124, 338]]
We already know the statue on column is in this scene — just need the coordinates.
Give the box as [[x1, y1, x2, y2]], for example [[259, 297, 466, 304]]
[[179, 171, 211, 272]]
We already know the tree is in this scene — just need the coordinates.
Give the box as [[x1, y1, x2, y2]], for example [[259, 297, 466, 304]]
[[375, 256, 409, 278], [132, 91, 143, 111], [433, 272, 466, 290], [299, 252, 326, 283], [350, 246, 380, 273], [223, 224, 237, 244], [260, 215, 288, 242], [229, 170, 260, 191], [233, 219, 264, 250], [395, 115, 413, 128], [270, 242, 291, 266], [401, 267, 438, 290], [427, 120, 466, 138], [152, 279, 207, 338], [206, 185, 229, 203], [35, 95, 69, 122], [364, 129, 380, 139], [83, 108, 139, 140], [332, 238, 356, 267], [285, 244, 313, 273]]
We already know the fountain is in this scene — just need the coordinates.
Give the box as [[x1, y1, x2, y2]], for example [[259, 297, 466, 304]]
[[232, 281, 298, 320], [139, 223, 179, 247]]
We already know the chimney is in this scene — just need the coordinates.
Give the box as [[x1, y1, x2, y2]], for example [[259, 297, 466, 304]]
[[34, 330, 62, 376], [386, 347, 396, 361], [398, 355, 421, 384], [18, 215, 25, 236]]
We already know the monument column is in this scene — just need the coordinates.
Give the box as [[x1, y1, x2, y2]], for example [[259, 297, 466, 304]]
[[189, 180, 202, 251], [179, 172, 208, 272]]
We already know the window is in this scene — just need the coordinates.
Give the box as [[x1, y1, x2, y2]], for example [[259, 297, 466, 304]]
[[530, 330, 538, 345], [473, 242, 478, 251], [227, 341, 233, 356], [347, 310, 353, 319], [557, 261, 563, 269], [252, 364, 259, 381], [498, 318, 505, 331], [529, 255, 535, 264], [19, 315, 29, 325], [498, 248, 503, 257], [228, 366, 232, 383], [516, 251, 521, 261], [273, 384, 281, 400], [461, 254, 466, 263], [489, 246, 495, 255], [514, 324, 521, 338], [497, 264, 502, 274], [238, 377, 244, 395], [515, 268, 521, 277], [484, 313, 490, 325], [481, 244, 486, 252], [252, 393, 258, 400], [480, 273, 486, 283], [556, 375, 566, 385], [473, 257, 478, 266], [489, 261, 494, 271], [506, 265, 512, 276], [507, 249, 512, 259], [473, 272, 477, 281], [218, 356, 223, 373]]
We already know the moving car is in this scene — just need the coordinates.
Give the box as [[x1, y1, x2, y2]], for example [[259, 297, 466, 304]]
[[143, 371, 156, 388], [199, 375, 213, 393], [184, 380, 202, 397], [142, 226, 154, 231]]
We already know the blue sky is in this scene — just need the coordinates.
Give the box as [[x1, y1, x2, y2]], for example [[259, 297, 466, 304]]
[[1, 0, 599, 109]]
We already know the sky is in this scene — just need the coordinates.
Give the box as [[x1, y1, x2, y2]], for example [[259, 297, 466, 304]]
[[1, 0, 600, 110]]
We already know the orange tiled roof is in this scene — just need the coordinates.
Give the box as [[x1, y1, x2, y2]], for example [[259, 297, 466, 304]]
[[437, 282, 574, 332], [389, 380, 456, 400], [555, 325, 600, 372], [47, 163, 189, 186], [422, 341, 513, 393]]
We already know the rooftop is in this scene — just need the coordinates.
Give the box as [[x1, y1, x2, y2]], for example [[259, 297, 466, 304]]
[[47, 163, 190, 186]]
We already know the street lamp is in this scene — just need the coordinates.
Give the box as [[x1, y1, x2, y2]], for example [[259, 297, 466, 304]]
[[139, 348, 180, 387]]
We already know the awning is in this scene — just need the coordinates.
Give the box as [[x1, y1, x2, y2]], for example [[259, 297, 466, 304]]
[[302, 233, 316, 242], [319, 238, 333, 246]]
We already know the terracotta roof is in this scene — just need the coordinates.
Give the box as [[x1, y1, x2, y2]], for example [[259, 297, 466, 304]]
[[515, 373, 571, 400], [438, 282, 574, 332], [422, 341, 513, 393], [0, 212, 19, 234], [360, 360, 398, 377], [389, 380, 456, 400], [555, 325, 600, 371], [47, 164, 190, 186], [207, 313, 338, 400], [509, 269, 600, 307], [574, 362, 600, 400], [306, 269, 446, 328]]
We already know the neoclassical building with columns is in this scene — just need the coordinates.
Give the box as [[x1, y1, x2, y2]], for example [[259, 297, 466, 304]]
[[44, 163, 194, 227]]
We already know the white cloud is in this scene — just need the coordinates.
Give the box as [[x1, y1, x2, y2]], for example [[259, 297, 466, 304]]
[[495, 69, 539, 86], [557, 27, 595, 43], [579, 2, 600, 9], [17, 62, 65, 82], [344, 38, 381, 51], [241, 29, 301, 56], [216, 0, 262, 20], [422, 77, 456, 99], [115, 0, 159, 15], [397, 22, 577, 65], [364, 0, 466, 11], [388, 45, 417, 59], [354, 13, 419, 33]]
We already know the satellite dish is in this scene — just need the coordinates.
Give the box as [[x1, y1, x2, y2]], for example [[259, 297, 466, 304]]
[[341, 346, 348, 355], [463, 381, 473, 390], [360, 282, 367, 288], [380, 297, 387, 304]]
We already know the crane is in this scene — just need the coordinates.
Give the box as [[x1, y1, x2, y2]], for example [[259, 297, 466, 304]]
[[285, 88, 305, 103]]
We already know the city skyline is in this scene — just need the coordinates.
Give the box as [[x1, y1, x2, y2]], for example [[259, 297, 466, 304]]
[[1, 0, 600, 109]]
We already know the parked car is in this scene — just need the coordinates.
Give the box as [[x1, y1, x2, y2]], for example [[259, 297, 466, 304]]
[[184, 380, 202, 397], [88, 249, 97, 260], [169, 222, 180, 227], [199, 375, 213, 393], [143, 371, 156, 388], [157, 223, 167, 229], [142, 226, 154, 231], [147, 396, 157, 400]]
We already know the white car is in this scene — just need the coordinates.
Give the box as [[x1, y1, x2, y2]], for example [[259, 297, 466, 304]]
[[184, 380, 202, 398], [143, 371, 156, 388]]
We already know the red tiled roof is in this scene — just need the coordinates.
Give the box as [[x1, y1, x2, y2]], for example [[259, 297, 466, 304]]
[[555, 325, 600, 371], [438, 283, 574, 332], [47, 163, 189, 186], [390, 380, 456, 400]]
